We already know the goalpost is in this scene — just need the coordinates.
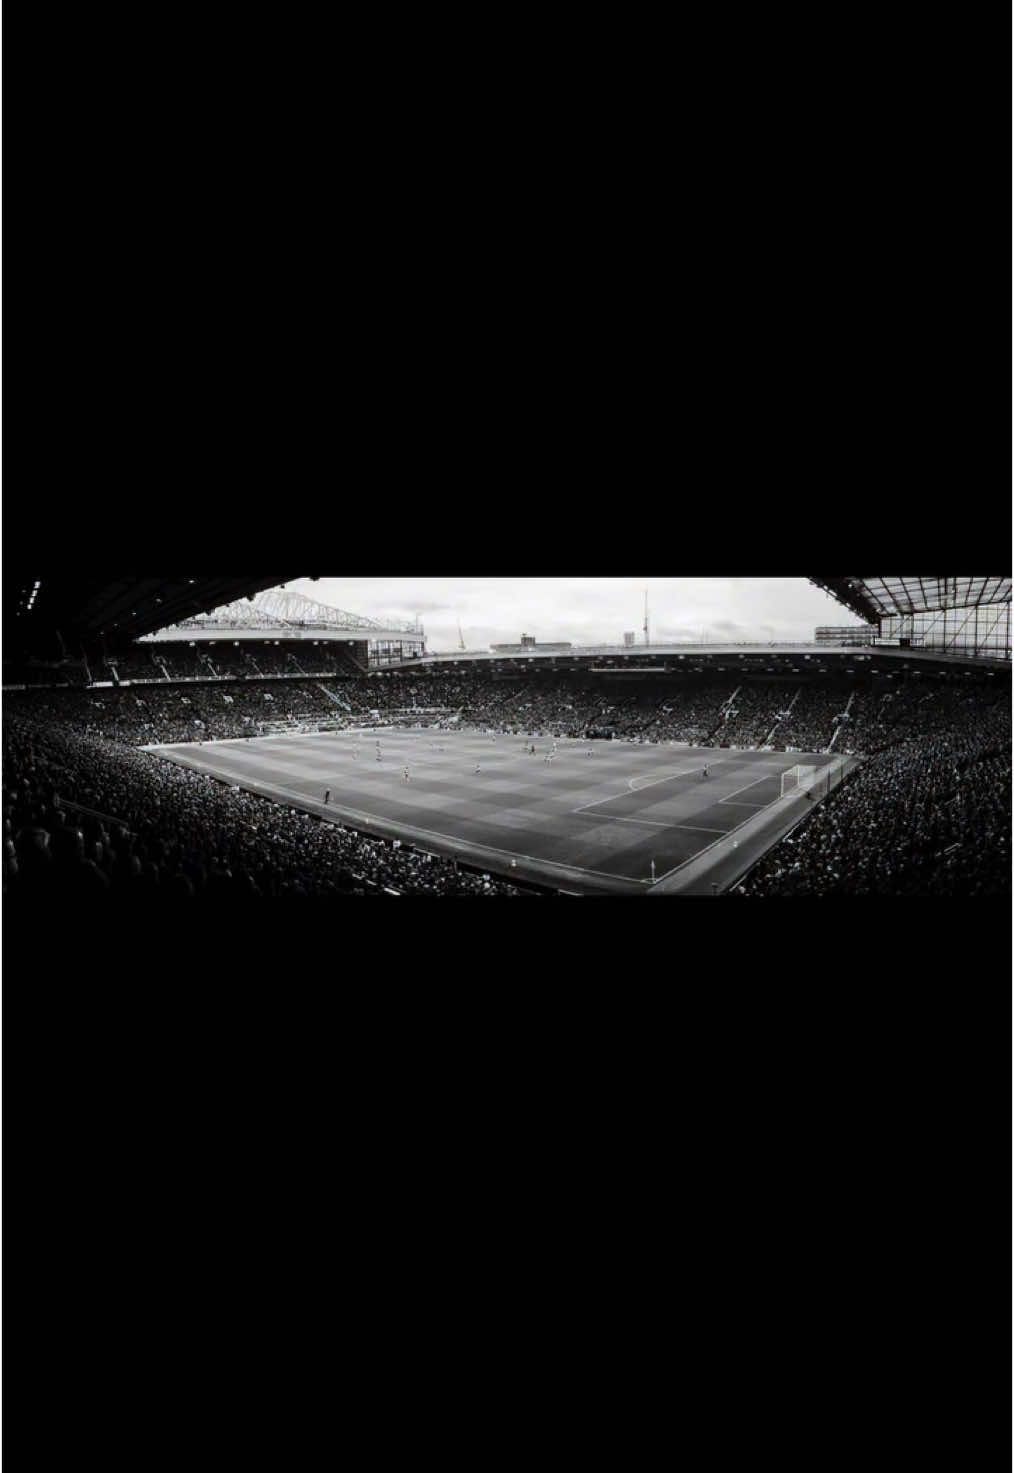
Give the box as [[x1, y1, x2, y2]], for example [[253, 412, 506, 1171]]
[[780, 763, 830, 800]]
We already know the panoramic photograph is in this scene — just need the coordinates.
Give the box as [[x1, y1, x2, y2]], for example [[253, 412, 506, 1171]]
[[3, 575, 1010, 898]]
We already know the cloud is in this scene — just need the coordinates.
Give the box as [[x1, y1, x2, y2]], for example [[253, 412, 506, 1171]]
[[285, 577, 862, 650]]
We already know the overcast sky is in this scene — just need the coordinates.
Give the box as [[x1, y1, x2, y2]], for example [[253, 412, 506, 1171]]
[[283, 578, 862, 650]]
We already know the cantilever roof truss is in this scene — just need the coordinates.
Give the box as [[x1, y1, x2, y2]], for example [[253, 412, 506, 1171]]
[[810, 576, 1011, 624]]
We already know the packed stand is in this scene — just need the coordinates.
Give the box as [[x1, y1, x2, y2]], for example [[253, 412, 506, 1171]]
[[771, 683, 858, 753], [79, 641, 368, 684], [3, 710, 536, 901], [3, 683, 356, 745], [639, 683, 732, 744], [737, 685, 1010, 896], [706, 682, 793, 748]]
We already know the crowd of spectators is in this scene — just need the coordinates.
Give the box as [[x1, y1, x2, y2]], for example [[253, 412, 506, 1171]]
[[9, 659, 1010, 739], [737, 687, 1010, 896], [777, 684, 863, 753], [2, 682, 355, 744], [10, 668, 1008, 761], [3, 710, 535, 900], [640, 684, 730, 744], [706, 681, 870, 753], [4, 666, 1008, 900], [87, 641, 365, 683]]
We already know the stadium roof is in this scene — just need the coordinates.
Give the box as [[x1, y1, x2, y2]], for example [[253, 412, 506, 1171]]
[[809, 576, 1011, 623], [6, 576, 299, 649], [146, 588, 423, 636]]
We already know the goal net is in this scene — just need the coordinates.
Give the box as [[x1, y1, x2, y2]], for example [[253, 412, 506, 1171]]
[[780, 763, 825, 799]]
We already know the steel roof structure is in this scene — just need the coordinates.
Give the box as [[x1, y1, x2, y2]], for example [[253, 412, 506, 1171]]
[[810, 576, 1011, 623], [9, 573, 1009, 663], [5, 579, 427, 657], [6, 576, 299, 652], [171, 589, 423, 634]]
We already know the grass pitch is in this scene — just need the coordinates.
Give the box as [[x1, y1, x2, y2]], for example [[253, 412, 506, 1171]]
[[148, 727, 836, 894]]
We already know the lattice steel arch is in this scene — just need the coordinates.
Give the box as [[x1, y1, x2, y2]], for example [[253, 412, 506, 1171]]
[[178, 589, 422, 634], [255, 589, 396, 629]]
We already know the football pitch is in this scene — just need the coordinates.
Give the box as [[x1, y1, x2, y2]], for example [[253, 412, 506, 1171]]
[[147, 727, 849, 895]]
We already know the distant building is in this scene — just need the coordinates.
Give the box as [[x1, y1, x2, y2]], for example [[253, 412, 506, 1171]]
[[490, 635, 573, 654], [623, 632, 636, 647], [815, 626, 877, 646]]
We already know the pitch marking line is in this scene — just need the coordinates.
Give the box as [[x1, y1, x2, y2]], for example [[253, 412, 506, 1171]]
[[648, 758, 836, 890], [551, 760, 714, 815], [572, 813, 728, 834], [648, 802, 768, 889], [716, 771, 780, 805], [625, 761, 720, 795]]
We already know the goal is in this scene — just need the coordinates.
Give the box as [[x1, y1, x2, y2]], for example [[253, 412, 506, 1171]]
[[780, 763, 825, 799], [777, 756, 856, 802]]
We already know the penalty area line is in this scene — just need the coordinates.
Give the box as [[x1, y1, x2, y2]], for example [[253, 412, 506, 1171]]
[[571, 812, 728, 834]]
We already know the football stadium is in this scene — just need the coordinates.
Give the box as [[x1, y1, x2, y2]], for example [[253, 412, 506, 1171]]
[[3, 576, 1010, 899]]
